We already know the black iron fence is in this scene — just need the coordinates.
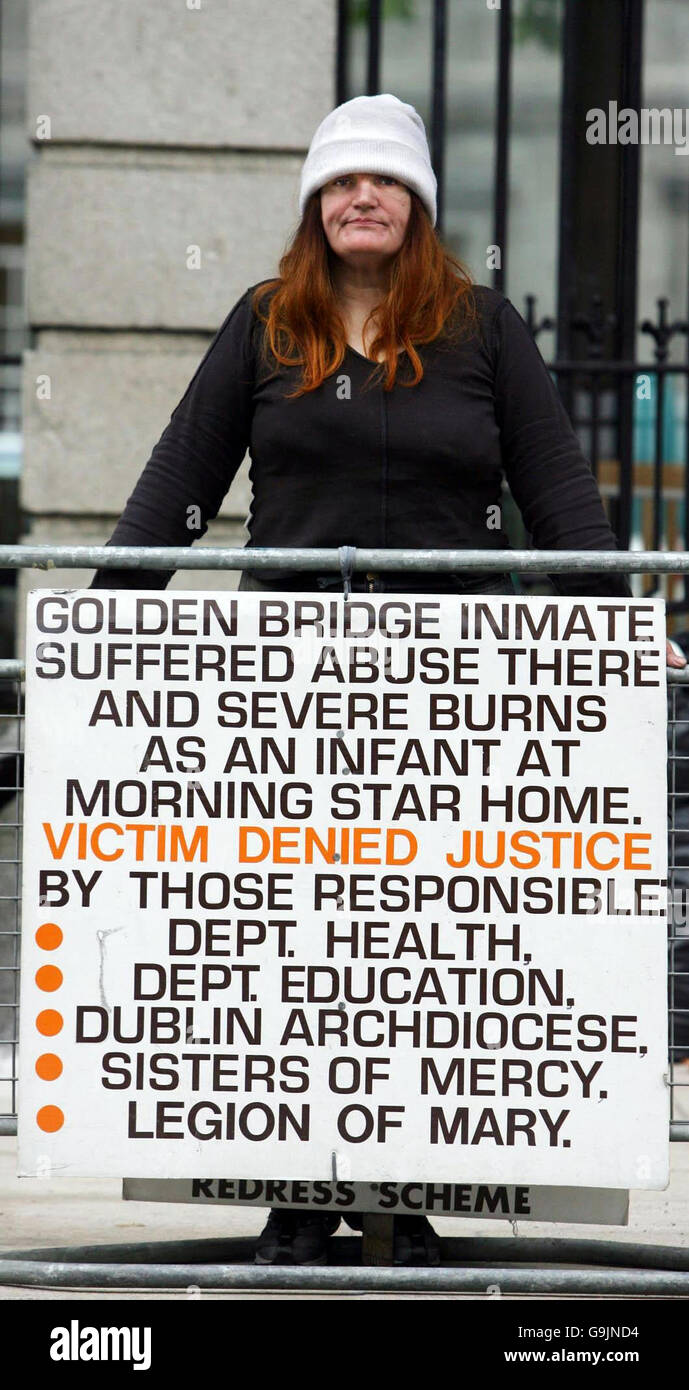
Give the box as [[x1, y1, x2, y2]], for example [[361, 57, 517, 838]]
[[334, 0, 689, 604]]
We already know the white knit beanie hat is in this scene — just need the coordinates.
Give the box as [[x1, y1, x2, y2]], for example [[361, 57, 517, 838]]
[[299, 93, 437, 227]]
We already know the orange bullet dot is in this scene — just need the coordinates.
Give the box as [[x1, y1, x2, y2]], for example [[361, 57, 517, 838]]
[[36, 1009, 63, 1036], [36, 1105, 64, 1133], [35, 965, 63, 992], [35, 923, 63, 950], [35, 1053, 62, 1081]]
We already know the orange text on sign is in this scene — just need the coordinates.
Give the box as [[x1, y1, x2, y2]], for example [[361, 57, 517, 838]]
[[238, 825, 418, 865], [42, 822, 208, 862], [444, 828, 653, 871]]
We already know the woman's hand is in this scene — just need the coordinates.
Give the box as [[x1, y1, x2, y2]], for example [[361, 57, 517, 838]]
[[667, 639, 687, 668]]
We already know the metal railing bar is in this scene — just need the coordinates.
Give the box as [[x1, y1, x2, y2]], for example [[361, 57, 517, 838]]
[[1, 543, 689, 572], [8, 1232, 689, 1272], [492, 0, 512, 295], [0, 1252, 687, 1294], [365, 0, 381, 95], [3, 662, 689, 682], [430, 0, 448, 235]]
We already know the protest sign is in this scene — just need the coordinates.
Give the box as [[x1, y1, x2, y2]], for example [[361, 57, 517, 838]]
[[18, 589, 669, 1186]]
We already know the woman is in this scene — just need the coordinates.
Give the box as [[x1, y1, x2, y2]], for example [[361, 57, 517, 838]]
[[91, 92, 684, 1266]]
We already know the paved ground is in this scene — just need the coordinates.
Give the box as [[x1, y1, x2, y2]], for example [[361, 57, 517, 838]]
[[1, 1129, 689, 1300]]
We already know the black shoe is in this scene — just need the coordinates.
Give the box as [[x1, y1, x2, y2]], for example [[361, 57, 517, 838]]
[[254, 1209, 341, 1265], [393, 1215, 441, 1266]]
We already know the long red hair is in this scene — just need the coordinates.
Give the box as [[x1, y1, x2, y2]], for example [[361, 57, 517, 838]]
[[250, 189, 479, 399]]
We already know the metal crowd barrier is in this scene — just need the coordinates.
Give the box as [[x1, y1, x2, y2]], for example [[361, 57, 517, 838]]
[[0, 543, 688, 1292]]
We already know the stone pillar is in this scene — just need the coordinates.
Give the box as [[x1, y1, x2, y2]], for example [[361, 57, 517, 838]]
[[18, 0, 336, 651]]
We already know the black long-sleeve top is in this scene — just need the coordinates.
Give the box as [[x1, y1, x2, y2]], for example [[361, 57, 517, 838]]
[[89, 280, 632, 598]]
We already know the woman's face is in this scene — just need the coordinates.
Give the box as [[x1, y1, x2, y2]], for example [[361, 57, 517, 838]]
[[319, 171, 412, 269]]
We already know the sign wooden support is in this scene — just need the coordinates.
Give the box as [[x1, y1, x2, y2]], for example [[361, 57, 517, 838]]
[[361, 1213, 395, 1265]]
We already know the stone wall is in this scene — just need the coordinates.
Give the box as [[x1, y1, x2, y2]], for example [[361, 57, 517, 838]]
[[18, 0, 335, 651]]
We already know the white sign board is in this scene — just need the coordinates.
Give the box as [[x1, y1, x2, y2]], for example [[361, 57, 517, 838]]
[[18, 589, 669, 1187]]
